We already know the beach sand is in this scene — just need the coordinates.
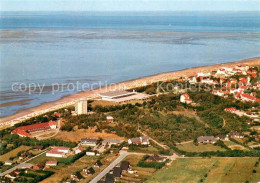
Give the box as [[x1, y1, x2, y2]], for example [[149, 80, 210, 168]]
[[1, 57, 259, 124]]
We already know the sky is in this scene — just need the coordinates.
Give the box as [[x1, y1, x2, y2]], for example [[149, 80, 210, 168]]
[[1, 0, 260, 12]]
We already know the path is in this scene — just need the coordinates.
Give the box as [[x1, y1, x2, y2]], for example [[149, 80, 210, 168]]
[[138, 130, 169, 150], [36, 119, 61, 140], [0, 149, 49, 176], [176, 140, 193, 145]]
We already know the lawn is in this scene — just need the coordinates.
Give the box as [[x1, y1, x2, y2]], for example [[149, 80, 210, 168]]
[[146, 157, 260, 183], [176, 142, 226, 152], [41, 155, 99, 183], [0, 145, 31, 162]]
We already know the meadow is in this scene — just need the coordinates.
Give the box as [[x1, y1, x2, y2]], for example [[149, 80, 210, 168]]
[[146, 157, 260, 183]]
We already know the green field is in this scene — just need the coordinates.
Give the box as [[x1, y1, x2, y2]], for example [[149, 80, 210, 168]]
[[176, 142, 226, 152], [0, 146, 31, 162], [146, 157, 260, 183]]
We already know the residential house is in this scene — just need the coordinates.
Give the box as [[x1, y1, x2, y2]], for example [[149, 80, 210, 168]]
[[102, 139, 124, 146], [180, 93, 192, 104], [146, 155, 166, 163], [86, 151, 96, 156], [113, 167, 122, 179], [229, 131, 244, 139], [197, 136, 216, 144], [215, 134, 229, 141], [46, 147, 70, 158], [120, 161, 130, 172], [81, 138, 99, 146], [75, 147, 84, 154], [105, 173, 115, 183], [45, 161, 58, 167], [94, 160, 102, 168], [106, 116, 114, 123], [33, 164, 43, 170], [128, 136, 150, 145], [4, 160, 13, 166]]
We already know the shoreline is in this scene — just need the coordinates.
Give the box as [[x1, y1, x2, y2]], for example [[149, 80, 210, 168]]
[[0, 57, 259, 125]]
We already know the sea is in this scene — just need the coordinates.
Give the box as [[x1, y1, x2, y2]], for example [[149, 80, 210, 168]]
[[0, 11, 260, 117]]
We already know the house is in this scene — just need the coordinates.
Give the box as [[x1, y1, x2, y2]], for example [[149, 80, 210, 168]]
[[229, 131, 244, 139], [244, 112, 259, 118], [46, 147, 70, 158], [241, 93, 259, 102], [86, 151, 96, 156], [215, 134, 229, 141], [94, 160, 102, 168], [120, 161, 130, 172], [188, 76, 197, 84], [180, 93, 192, 104], [33, 145, 44, 150], [224, 107, 237, 113], [81, 138, 99, 146], [4, 160, 13, 166], [128, 136, 150, 145], [146, 155, 165, 162], [33, 164, 43, 170], [11, 121, 56, 137], [102, 139, 124, 146], [75, 147, 84, 154], [105, 173, 115, 183], [106, 116, 114, 123], [17, 163, 33, 170], [113, 167, 122, 178], [201, 78, 214, 84], [197, 136, 216, 144], [45, 161, 58, 167], [212, 90, 224, 97], [197, 72, 211, 77], [53, 112, 61, 118], [83, 167, 95, 175], [4, 172, 16, 181]]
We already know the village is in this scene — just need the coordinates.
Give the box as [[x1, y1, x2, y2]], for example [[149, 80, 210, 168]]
[[0, 63, 259, 183]]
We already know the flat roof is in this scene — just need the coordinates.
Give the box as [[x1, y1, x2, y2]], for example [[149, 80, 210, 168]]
[[99, 90, 135, 98]]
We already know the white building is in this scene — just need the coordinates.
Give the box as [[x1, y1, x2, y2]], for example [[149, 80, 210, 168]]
[[197, 72, 211, 77], [46, 147, 70, 158], [86, 151, 96, 156], [99, 90, 149, 103], [75, 99, 88, 115], [180, 93, 192, 104]]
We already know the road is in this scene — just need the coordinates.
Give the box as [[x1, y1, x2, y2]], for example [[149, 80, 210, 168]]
[[0, 148, 49, 176], [89, 151, 129, 183]]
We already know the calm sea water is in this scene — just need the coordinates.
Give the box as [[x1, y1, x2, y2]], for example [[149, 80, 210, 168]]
[[0, 11, 260, 117]]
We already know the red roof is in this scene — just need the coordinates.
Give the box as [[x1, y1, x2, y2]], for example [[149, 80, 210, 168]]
[[14, 129, 31, 137], [182, 93, 190, 99], [12, 121, 55, 137], [241, 93, 256, 100], [225, 107, 237, 112]]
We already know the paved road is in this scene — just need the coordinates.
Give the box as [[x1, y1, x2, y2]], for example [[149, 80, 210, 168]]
[[89, 151, 129, 183], [0, 149, 49, 176]]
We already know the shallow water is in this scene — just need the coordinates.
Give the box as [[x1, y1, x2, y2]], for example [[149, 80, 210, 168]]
[[0, 12, 260, 117]]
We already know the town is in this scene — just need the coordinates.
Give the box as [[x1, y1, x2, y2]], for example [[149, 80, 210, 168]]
[[0, 63, 259, 183]]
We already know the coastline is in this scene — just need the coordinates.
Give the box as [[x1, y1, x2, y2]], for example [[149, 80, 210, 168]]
[[1, 57, 259, 125]]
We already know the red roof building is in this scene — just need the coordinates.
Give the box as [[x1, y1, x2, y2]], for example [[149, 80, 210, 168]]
[[12, 121, 56, 137]]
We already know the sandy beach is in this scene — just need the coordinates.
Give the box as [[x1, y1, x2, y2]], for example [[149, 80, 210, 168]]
[[1, 57, 259, 125]]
